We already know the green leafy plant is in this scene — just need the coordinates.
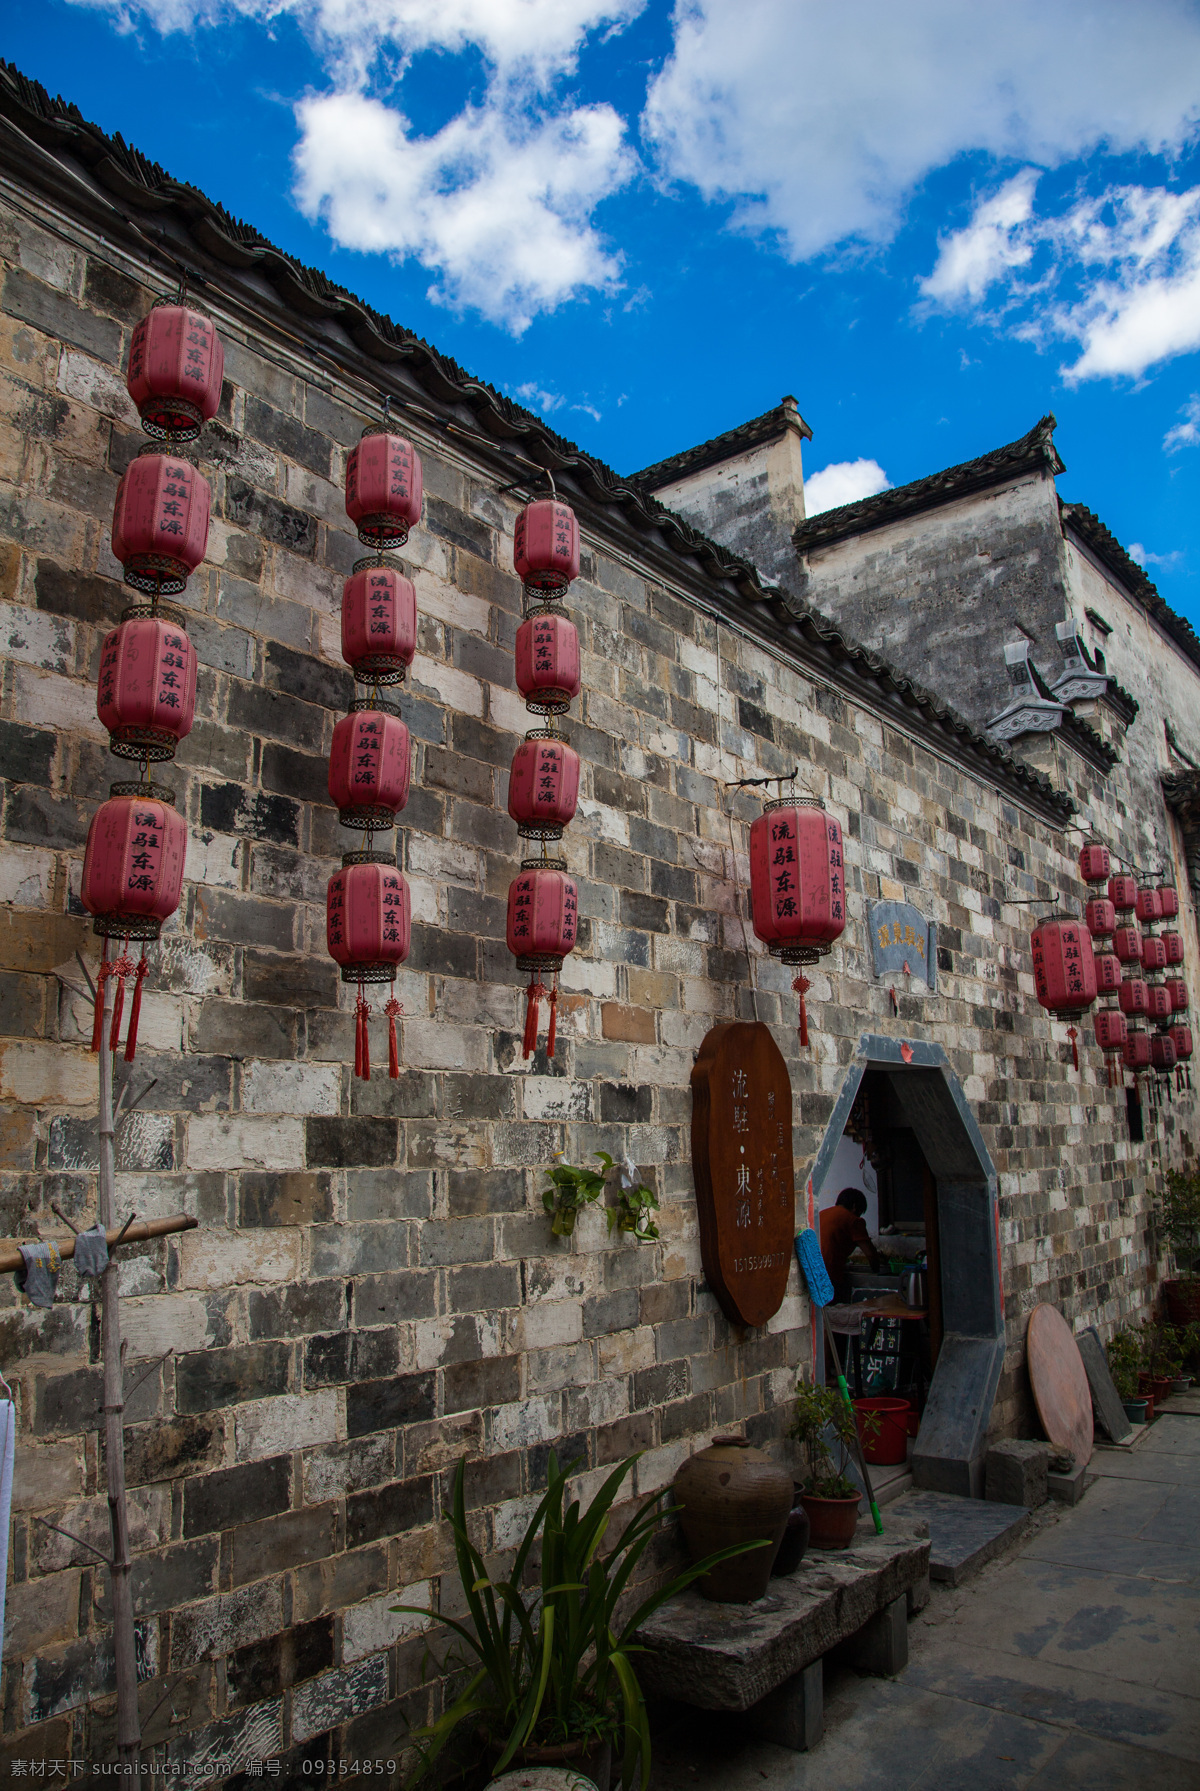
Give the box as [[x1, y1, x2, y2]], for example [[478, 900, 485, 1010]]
[[1142, 1321, 1186, 1378], [542, 1153, 608, 1237], [789, 1378, 860, 1499], [1106, 1327, 1144, 1401], [395, 1452, 761, 1790], [1163, 1167, 1200, 1276], [607, 1157, 660, 1243]]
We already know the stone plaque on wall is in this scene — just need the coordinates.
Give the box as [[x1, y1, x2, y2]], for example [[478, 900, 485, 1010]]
[[691, 1021, 795, 1328], [868, 900, 937, 989]]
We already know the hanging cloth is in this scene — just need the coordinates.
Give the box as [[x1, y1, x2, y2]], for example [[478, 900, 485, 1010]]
[[15, 1239, 61, 1309]]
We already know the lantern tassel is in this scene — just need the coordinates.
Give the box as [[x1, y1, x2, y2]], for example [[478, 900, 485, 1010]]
[[547, 980, 559, 1059], [355, 989, 371, 1082], [108, 946, 132, 1054], [385, 992, 402, 1081], [1067, 1026, 1079, 1072], [124, 954, 149, 1063], [793, 975, 811, 1049], [91, 942, 110, 1054], [523, 979, 546, 1058]]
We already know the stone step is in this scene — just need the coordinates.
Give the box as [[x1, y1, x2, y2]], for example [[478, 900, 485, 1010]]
[[885, 1489, 1031, 1586]]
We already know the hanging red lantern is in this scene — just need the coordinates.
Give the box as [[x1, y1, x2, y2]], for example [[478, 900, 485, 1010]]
[[513, 499, 580, 598], [1158, 886, 1180, 920], [82, 784, 188, 940], [1108, 874, 1137, 912], [1118, 976, 1149, 1016], [111, 451, 211, 596], [1078, 842, 1111, 883], [326, 854, 411, 1082], [1085, 896, 1115, 938], [1162, 930, 1185, 965], [1151, 1032, 1177, 1073], [1167, 977, 1189, 1012], [96, 610, 198, 761], [1113, 922, 1142, 964], [1094, 952, 1122, 994], [1030, 917, 1097, 1021], [340, 563, 418, 685], [507, 865, 578, 1059], [1124, 1027, 1152, 1071], [515, 611, 581, 714], [508, 735, 580, 840], [328, 704, 411, 828], [1136, 885, 1163, 925], [1170, 1023, 1193, 1094], [1095, 1007, 1128, 1085], [1147, 983, 1173, 1022], [1141, 934, 1168, 974], [126, 303, 224, 442], [345, 429, 422, 550], [749, 796, 845, 1046]]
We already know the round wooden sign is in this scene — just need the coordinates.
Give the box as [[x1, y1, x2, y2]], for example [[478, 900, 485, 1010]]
[[691, 1022, 796, 1328], [1027, 1303, 1094, 1467]]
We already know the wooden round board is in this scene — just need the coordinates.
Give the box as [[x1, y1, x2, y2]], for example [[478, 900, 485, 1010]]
[[1027, 1303, 1093, 1466]]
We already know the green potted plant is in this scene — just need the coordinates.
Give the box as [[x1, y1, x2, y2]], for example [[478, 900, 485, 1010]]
[[1107, 1327, 1149, 1423], [1162, 1166, 1200, 1324], [789, 1378, 863, 1549], [396, 1451, 757, 1790], [606, 1155, 660, 1242]]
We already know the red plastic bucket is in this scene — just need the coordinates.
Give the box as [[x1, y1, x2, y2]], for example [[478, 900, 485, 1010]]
[[853, 1397, 911, 1465]]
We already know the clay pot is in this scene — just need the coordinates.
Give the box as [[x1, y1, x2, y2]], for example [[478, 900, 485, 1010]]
[[514, 1736, 610, 1791], [770, 1487, 811, 1576], [674, 1435, 793, 1603], [799, 1492, 861, 1550]]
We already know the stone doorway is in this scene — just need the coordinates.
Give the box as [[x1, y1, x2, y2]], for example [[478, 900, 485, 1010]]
[[805, 1034, 1004, 1497]]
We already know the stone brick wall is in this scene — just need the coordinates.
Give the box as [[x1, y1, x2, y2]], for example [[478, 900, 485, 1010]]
[[0, 187, 1190, 1774]]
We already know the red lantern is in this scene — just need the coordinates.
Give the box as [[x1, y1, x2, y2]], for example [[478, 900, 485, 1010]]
[[508, 735, 580, 840], [345, 429, 422, 550], [1095, 1007, 1128, 1085], [1030, 917, 1097, 1020], [111, 451, 211, 596], [1167, 977, 1189, 1012], [1079, 842, 1111, 883], [1147, 983, 1173, 1022], [1159, 886, 1180, 920], [1094, 952, 1122, 994], [1141, 934, 1167, 974], [1163, 930, 1185, 966], [513, 500, 580, 597], [1136, 885, 1163, 925], [96, 611, 197, 762], [328, 705, 411, 829], [749, 797, 845, 1045], [82, 784, 187, 941], [1085, 897, 1115, 938], [1171, 1022, 1193, 1073], [1108, 874, 1137, 911], [1113, 923, 1142, 964], [1151, 1032, 1177, 1072], [1124, 1028, 1152, 1070], [506, 865, 578, 1058], [515, 611, 581, 714], [1118, 977, 1149, 1017], [341, 563, 417, 685], [126, 303, 224, 442], [326, 854, 411, 1082]]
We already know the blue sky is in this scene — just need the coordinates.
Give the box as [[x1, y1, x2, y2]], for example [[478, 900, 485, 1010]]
[[8, 0, 1200, 621]]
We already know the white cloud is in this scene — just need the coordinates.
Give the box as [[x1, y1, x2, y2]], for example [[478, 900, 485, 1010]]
[[513, 382, 565, 414], [644, 0, 1200, 264], [1166, 396, 1200, 451], [1128, 542, 1182, 570], [294, 90, 632, 331], [921, 171, 1039, 306], [804, 459, 891, 517]]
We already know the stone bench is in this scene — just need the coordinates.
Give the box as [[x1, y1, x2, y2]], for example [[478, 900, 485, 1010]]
[[636, 1520, 931, 1751]]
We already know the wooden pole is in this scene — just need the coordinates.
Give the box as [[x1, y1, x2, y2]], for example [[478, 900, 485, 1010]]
[[97, 971, 141, 1765], [0, 1213, 196, 1275]]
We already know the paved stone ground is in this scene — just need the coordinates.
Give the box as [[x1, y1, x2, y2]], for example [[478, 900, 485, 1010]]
[[649, 1412, 1200, 1790]]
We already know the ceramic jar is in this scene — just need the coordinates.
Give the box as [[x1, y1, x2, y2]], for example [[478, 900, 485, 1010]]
[[674, 1435, 794, 1602]]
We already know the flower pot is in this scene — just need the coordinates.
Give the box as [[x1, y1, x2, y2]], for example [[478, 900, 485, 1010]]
[[674, 1435, 793, 1603], [799, 1491, 861, 1550], [853, 1397, 910, 1465], [1171, 1376, 1192, 1394], [1150, 1376, 1174, 1402], [1122, 1398, 1150, 1425], [1163, 1278, 1200, 1326], [770, 1488, 810, 1576], [490, 1772, 601, 1791], [515, 1735, 611, 1791]]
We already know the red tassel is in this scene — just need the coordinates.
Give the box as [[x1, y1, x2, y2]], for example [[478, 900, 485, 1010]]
[[108, 947, 133, 1053], [385, 993, 402, 1080], [793, 975, 810, 1049], [124, 955, 149, 1063], [547, 982, 558, 1059], [355, 992, 371, 1082], [91, 943, 109, 1054], [523, 980, 545, 1058], [1068, 1026, 1079, 1072]]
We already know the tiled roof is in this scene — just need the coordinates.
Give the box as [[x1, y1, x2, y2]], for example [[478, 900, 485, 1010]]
[[0, 62, 1074, 827], [793, 415, 1065, 553], [630, 396, 812, 492], [1061, 503, 1200, 675]]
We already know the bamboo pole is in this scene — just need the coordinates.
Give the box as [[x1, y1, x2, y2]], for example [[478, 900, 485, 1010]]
[[96, 971, 141, 1766], [0, 1212, 196, 1275]]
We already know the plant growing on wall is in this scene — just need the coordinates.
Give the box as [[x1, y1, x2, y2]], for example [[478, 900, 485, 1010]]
[[607, 1155, 660, 1242], [1162, 1167, 1200, 1276], [542, 1152, 660, 1241], [789, 1378, 861, 1499]]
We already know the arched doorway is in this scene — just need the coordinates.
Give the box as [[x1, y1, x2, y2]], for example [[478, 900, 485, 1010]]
[[804, 1034, 1004, 1497]]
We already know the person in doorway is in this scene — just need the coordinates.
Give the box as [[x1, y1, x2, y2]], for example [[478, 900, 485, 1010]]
[[820, 1188, 883, 1304]]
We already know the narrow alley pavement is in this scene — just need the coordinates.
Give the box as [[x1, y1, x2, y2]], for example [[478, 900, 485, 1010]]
[[651, 1407, 1200, 1790]]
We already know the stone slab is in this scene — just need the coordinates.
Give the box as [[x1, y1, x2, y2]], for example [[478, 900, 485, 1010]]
[[1046, 1463, 1091, 1506], [752, 1657, 823, 1751], [886, 1490, 1030, 1585], [1078, 1326, 1135, 1444], [636, 1521, 930, 1711], [985, 1438, 1049, 1507]]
